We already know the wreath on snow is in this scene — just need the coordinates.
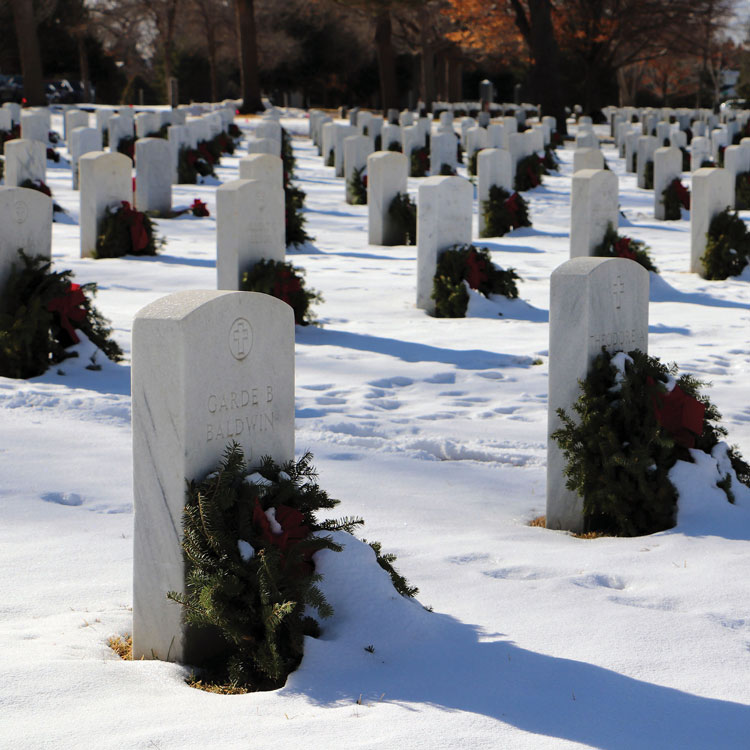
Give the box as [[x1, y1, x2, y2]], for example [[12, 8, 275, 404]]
[[0, 251, 123, 379], [241, 259, 321, 325], [593, 224, 658, 272], [388, 191, 417, 246], [281, 128, 295, 179], [387, 140, 402, 153], [168, 443, 416, 690], [410, 145, 429, 177], [348, 165, 367, 205], [432, 243, 520, 318], [680, 147, 690, 172], [439, 163, 457, 176], [735, 172, 750, 210], [661, 178, 690, 220], [95, 201, 164, 258], [514, 154, 547, 192], [467, 150, 478, 177], [700, 207, 750, 280], [480, 185, 531, 238], [543, 145, 559, 171], [116, 135, 136, 162], [552, 348, 750, 536]]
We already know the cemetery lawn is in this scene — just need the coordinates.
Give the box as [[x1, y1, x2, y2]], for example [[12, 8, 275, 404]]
[[3, 112, 750, 749]]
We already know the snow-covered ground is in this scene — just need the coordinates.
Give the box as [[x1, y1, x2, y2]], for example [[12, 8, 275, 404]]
[[2, 112, 750, 749]]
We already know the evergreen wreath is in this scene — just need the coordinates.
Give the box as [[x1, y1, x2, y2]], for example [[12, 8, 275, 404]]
[[480, 185, 531, 238], [285, 183, 313, 247], [387, 141, 402, 152], [439, 163, 457, 176], [46, 147, 61, 163], [0, 251, 123, 378], [735, 172, 750, 210], [700, 207, 750, 280], [0, 155, 3, 181], [432, 243, 520, 318], [456, 138, 464, 164], [552, 348, 750, 536], [240, 258, 321, 325], [228, 123, 242, 139], [168, 443, 416, 690], [281, 128, 295, 178], [467, 150, 478, 177], [661, 178, 690, 220], [593, 224, 658, 272], [543, 145, 559, 171], [700, 158, 715, 168], [374, 133, 382, 150], [410, 146, 429, 177], [348, 166, 367, 205], [178, 145, 215, 184], [718, 145, 726, 168], [643, 159, 654, 190], [514, 154, 546, 191], [0, 124, 20, 147], [388, 191, 417, 245], [325, 148, 335, 167], [680, 147, 690, 172], [95, 201, 164, 258]]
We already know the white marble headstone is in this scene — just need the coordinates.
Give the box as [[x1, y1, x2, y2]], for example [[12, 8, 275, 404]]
[[344, 135, 372, 203], [135, 138, 172, 214], [478, 148, 513, 236], [547, 257, 649, 532], [367, 150, 408, 246], [238, 153, 284, 192], [131, 289, 295, 663], [690, 167, 734, 276], [3, 138, 46, 187], [653, 146, 683, 220], [570, 169, 619, 258]]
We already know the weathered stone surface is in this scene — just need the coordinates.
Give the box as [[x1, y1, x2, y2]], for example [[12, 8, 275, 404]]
[[570, 169, 619, 258], [135, 138, 172, 215], [3, 139, 46, 187], [367, 151, 408, 246]]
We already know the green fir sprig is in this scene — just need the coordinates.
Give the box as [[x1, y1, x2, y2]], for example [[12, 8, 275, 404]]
[[593, 224, 658, 272], [388, 191, 417, 245], [348, 166, 367, 205], [480, 185, 531, 238], [700, 207, 750, 279]]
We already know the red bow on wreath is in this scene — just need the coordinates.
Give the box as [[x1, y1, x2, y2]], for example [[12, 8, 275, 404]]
[[273, 268, 302, 303], [526, 165, 540, 188], [252, 498, 312, 570], [505, 192, 521, 225], [465, 249, 490, 290], [614, 236, 637, 261], [647, 376, 705, 448], [198, 143, 215, 164], [671, 179, 690, 210], [47, 283, 87, 346], [120, 201, 149, 254]]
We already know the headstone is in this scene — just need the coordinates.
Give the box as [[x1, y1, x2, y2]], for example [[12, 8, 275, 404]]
[[334, 124, 357, 178], [108, 115, 133, 153], [438, 111, 454, 132], [722, 144, 750, 198], [131, 289, 294, 663], [690, 168, 734, 276], [547, 257, 649, 531], [487, 123, 504, 149], [246, 137, 280, 157], [656, 121, 671, 144], [64, 110, 89, 142], [135, 138, 172, 214], [135, 112, 160, 139], [624, 132, 638, 173], [399, 111, 414, 128], [478, 148, 513, 236], [3, 102, 21, 127], [502, 116, 518, 138], [0, 108, 11, 133], [70, 127, 103, 190], [711, 128, 728, 162], [402, 124, 424, 161], [416, 175, 473, 313], [367, 150, 408, 246], [79, 151, 133, 258], [572, 148, 604, 173], [238, 153, 284, 192], [381, 123, 401, 151], [167, 124, 187, 184], [430, 131, 456, 174], [575, 131, 598, 149], [20, 112, 48, 144], [344, 135, 372, 203], [96, 109, 115, 138], [255, 120, 281, 143], [3, 139, 46, 187], [570, 169, 619, 258], [670, 130, 687, 149], [321, 121, 336, 165], [691, 136, 711, 171], [653, 146, 683, 220], [465, 126, 489, 161], [507, 132, 528, 178], [216, 179, 285, 290], [636, 135, 658, 188], [0, 186, 53, 292]]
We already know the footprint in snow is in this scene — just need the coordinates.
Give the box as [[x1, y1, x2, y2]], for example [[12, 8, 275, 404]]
[[42, 492, 83, 507]]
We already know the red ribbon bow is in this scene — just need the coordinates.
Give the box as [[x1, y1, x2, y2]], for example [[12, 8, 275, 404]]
[[120, 201, 149, 254], [252, 498, 312, 570], [614, 236, 637, 261], [505, 192, 521, 226], [190, 198, 209, 217], [465, 248, 490, 290], [273, 268, 302, 305], [647, 376, 705, 448], [526, 165, 540, 187], [47, 283, 87, 345]]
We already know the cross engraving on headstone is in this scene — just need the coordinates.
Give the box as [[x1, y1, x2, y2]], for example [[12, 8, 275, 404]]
[[14, 201, 28, 223], [612, 275, 625, 310], [229, 317, 252, 360]]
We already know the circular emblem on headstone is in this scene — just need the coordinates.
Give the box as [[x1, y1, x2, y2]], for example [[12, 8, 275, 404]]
[[14, 200, 28, 224], [228, 317, 253, 361]]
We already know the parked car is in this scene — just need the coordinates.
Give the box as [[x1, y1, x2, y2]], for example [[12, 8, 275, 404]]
[[0, 74, 23, 102], [720, 98, 748, 112]]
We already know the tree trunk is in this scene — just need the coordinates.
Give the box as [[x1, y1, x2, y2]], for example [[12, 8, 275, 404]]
[[374, 10, 397, 111], [235, 0, 263, 113], [526, 0, 566, 133], [419, 8, 436, 112], [77, 34, 92, 102], [11, 0, 45, 106], [207, 27, 218, 102]]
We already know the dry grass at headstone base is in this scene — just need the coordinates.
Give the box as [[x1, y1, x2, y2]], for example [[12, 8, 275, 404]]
[[107, 634, 132, 660], [527, 515, 605, 539]]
